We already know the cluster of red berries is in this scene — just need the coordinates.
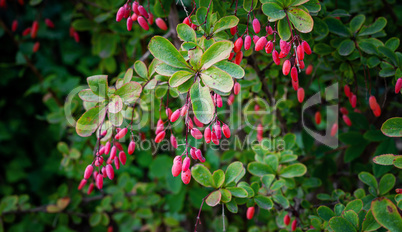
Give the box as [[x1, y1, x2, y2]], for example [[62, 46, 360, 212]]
[[78, 128, 136, 193], [69, 27, 80, 43], [283, 214, 298, 231], [0, 0, 24, 8], [115, 1, 167, 31]]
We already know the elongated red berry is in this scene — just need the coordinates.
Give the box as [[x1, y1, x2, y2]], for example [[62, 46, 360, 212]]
[[45, 18, 54, 28], [110, 146, 117, 159], [244, 35, 251, 50], [228, 94, 235, 106], [266, 25, 273, 35], [234, 82, 241, 95], [182, 157, 190, 172], [115, 128, 128, 140], [253, 35, 259, 44], [299, 60, 305, 69], [170, 109, 181, 122], [137, 16, 149, 30], [272, 50, 280, 65], [119, 151, 127, 165], [180, 105, 188, 117], [183, 17, 191, 26], [315, 112, 321, 124], [181, 169, 191, 184], [265, 41, 273, 54], [282, 60, 291, 76], [87, 183, 94, 194], [137, 5, 149, 18], [234, 51, 243, 65], [102, 167, 107, 178], [306, 64, 313, 75], [343, 115, 352, 126], [331, 123, 338, 137], [115, 141, 123, 151], [155, 18, 167, 30], [291, 220, 297, 231], [302, 41, 311, 55], [96, 174, 103, 189], [148, 13, 154, 25], [369, 95, 378, 110], [114, 156, 120, 169], [297, 45, 304, 60], [211, 131, 219, 145], [191, 128, 203, 139], [340, 107, 348, 115], [190, 147, 197, 160], [172, 156, 182, 177], [344, 85, 351, 98], [229, 52, 234, 60], [31, 21, 39, 39], [297, 88, 305, 103], [170, 134, 178, 149], [284, 214, 291, 226], [193, 116, 204, 127], [22, 27, 31, 36], [127, 17, 133, 31], [291, 67, 298, 82], [230, 26, 237, 36], [216, 94, 223, 108], [106, 164, 114, 180], [73, 31, 80, 42], [204, 127, 211, 143], [33, 42, 40, 53], [195, 149, 205, 162], [246, 206, 255, 220], [128, 141, 135, 155], [350, 94, 357, 108], [234, 37, 243, 53], [131, 13, 138, 21], [84, 165, 94, 179], [116, 7, 125, 22], [12, 20, 18, 32], [78, 179, 87, 190], [214, 123, 222, 139], [222, 124, 231, 138], [155, 131, 166, 143], [253, 18, 260, 34], [255, 37, 267, 51], [292, 79, 298, 91], [166, 108, 172, 120], [395, 78, 402, 94], [373, 106, 381, 117]]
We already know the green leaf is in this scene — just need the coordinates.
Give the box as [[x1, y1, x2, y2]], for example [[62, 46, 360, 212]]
[[338, 39, 355, 56], [213, 16, 239, 34], [290, 0, 309, 6], [261, 174, 275, 189], [219, 189, 232, 203], [123, 68, 133, 84], [226, 187, 248, 198], [224, 161, 244, 186], [371, 198, 402, 231], [288, 8, 314, 33], [272, 194, 289, 208], [200, 41, 233, 70], [385, 37, 400, 51], [72, 19, 96, 31], [277, 18, 291, 41], [176, 23, 196, 43], [381, 117, 402, 137], [262, 2, 286, 21], [324, 17, 350, 37], [378, 46, 399, 66], [394, 157, 402, 169], [358, 17, 387, 36], [108, 111, 123, 127], [107, 95, 123, 113], [279, 163, 307, 178], [191, 164, 214, 187], [247, 162, 274, 177], [189, 47, 203, 70], [89, 212, 102, 227], [303, 0, 321, 13], [206, 190, 221, 207], [349, 14, 365, 33], [362, 210, 381, 232], [313, 43, 334, 55], [358, 41, 378, 55], [345, 199, 363, 213], [373, 154, 397, 165], [79, 89, 105, 102], [379, 174, 395, 195], [57, 142, 69, 154], [225, 200, 238, 213], [358, 172, 378, 190], [148, 36, 189, 69], [115, 82, 142, 104], [155, 85, 168, 98], [344, 142, 369, 163], [87, 75, 108, 98], [254, 195, 273, 210], [212, 170, 225, 188], [201, 66, 233, 93], [342, 210, 359, 229], [169, 71, 194, 88], [270, 179, 285, 191], [155, 63, 187, 76], [213, 61, 244, 79], [243, 0, 258, 12], [329, 216, 357, 232], [134, 61, 148, 79], [76, 106, 107, 137], [190, 81, 215, 124], [317, 206, 335, 221], [367, 56, 381, 68]]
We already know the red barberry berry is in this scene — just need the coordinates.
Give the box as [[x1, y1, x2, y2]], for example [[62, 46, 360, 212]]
[[246, 206, 255, 220]]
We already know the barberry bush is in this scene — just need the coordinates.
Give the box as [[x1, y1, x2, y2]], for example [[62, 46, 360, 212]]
[[1, 0, 402, 231]]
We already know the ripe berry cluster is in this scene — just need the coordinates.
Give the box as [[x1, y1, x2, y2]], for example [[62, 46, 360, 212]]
[[78, 127, 136, 194], [115, 1, 167, 31]]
